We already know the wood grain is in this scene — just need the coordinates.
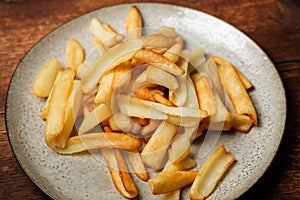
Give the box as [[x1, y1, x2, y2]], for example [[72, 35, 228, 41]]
[[0, 0, 299, 199]]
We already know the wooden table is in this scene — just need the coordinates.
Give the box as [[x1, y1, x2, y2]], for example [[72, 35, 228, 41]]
[[0, 0, 299, 199]]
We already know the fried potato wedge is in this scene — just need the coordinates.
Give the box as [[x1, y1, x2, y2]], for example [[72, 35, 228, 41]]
[[215, 56, 257, 124], [141, 34, 177, 48], [33, 58, 63, 97], [148, 171, 198, 194], [126, 6, 142, 40], [56, 80, 83, 148], [81, 39, 143, 94], [55, 132, 143, 154], [141, 121, 178, 169], [66, 39, 85, 75], [190, 145, 235, 200], [134, 49, 184, 76], [45, 68, 75, 149], [78, 104, 112, 134], [101, 149, 138, 199], [126, 149, 148, 181]]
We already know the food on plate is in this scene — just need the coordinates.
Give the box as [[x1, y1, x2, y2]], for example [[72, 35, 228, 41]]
[[32, 5, 258, 200]]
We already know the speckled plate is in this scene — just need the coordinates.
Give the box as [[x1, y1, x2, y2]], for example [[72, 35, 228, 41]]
[[6, 3, 286, 200]]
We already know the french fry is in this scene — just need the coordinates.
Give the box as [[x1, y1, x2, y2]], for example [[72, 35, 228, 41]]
[[163, 43, 182, 63], [66, 39, 85, 75], [125, 6, 142, 40], [81, 39, 143, 94], [45, 68, 75, 149], [102, 23, 125, 43], [141, 34, 177, 48], [134, 86, 155, 102], [190, 145, 235, 200], [215, 56, 257, 124], [41, 70, 63, 120], [148, 171, 198, 194], [126, 149, 148, 181], [112, 61, 132, 90], [94, 69, 115, 105], [78, 104, 112, 134], [90, 18, 124, 47], [146, 65, 179, 91], [134, 49, 185, 76], [231, 114, 253, 132], [33, 58, 63, 97], [141, 121, 178, 169], [153, 93, 176, 107], [55, 132, 143, 154], [56, 80, 83, 148], [101, 148, 138, 199]]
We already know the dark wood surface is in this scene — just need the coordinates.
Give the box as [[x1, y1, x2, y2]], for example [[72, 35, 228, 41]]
[[0, 0, 299, 199]]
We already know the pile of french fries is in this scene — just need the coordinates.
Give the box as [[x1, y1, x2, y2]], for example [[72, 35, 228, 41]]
[[32, 6, 258, 200]]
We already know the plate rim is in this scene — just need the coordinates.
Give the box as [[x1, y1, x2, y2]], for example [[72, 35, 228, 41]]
[[5, 2, 287, 200]]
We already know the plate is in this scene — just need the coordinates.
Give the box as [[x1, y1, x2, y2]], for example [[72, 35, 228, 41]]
[[6, 3, 286, 200]]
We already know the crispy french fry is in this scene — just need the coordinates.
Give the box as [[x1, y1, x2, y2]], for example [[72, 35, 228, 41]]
[[134, 86, 155, 102], [41, 70, 63, 120], [102, 23, 125, 43], [231, 114, 253, 132], [101, 149, 138, 199], [146, 65, 179, 90], [126, 6, 142, 40], [94, 69, 115, 105], [167, 115, 200, 127], [66, 39, 85, 75], [33, 58, 63, 97], [112, 61, 132, 90], [163, 43, 182, 63], [55, 132, 143, 154], [215, 56, 257, 124], [190, 145, 235, 200], [141, 121, 178, 169], [141, 34, 177, 48], [148, 171, 198, 194], [45, 68, 75, 149], [81, 39, 143, 94], [56, 80, 83, 148], [78, 104, 112, 134], [153, 93, 176, 107], [134, 49, 184, 76], [126, 149, 148, 181]]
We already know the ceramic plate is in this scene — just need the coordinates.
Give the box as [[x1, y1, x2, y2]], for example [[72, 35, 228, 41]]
[[6, 3, 286, 200]]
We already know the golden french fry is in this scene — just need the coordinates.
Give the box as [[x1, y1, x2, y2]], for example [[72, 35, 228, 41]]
[[167, 115, 200, 127], [148, 171, 198, 194], [126, 149, 148, 181], [56, 80, 83, 148], [125, 6, 142, 40], [81, 39, 143, 94], [146, 66, 179, 91], [66, 39, 85, 75], [55, 132, 143, 154], [141, 34, 177, 48], [92, 37, 108, 54], [153, 93, 176, 107], [215, 56, 257, 124], [45, 68, 75, 149], [108, 115, 122, 132], [141, 121, 178, 169], [231, 114, 253, 132], [163, 43, 182, 63], [41, 70, 63, 120], [33, 58, 63, 97], [102, 23, 125, 43], [134, 86, 155, 102], [112, 61, 132, 90], [90, 18, 124, 47], [163, 156, 197, 200], [101, 149, 138, 199], [190, 145, 235, 200], [78, 103, 112, 134], [134, 49, 184, 76], [94, 69, 115, 104]]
